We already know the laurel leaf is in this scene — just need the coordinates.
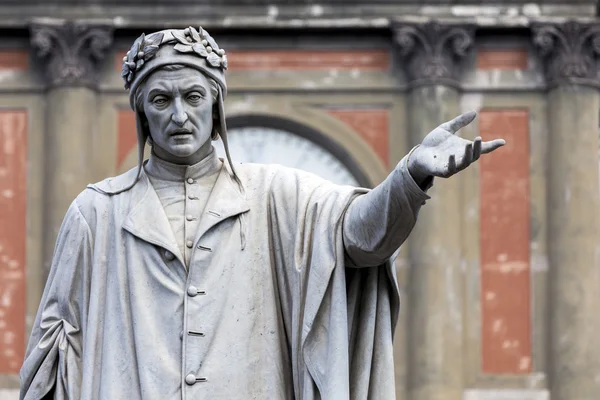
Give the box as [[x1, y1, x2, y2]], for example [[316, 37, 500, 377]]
[[203, 31, 220, 53], [172, 30, 190, 45], [128, 35, 143, 62], [174, 43, 194, 53], [189, 26, 202, 43], [192, 44, 208, 57], [207, 52, 221, 67], [143, 45, 159, 59], [147, 32, 164, 46]]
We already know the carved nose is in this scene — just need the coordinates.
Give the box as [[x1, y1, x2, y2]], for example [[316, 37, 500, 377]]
[[171, 100, 189, 126], [172, 110, 188, 126]]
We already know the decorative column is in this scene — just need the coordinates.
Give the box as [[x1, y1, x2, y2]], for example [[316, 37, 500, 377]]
[[30, 21, 113, 275], [393, 21, 474, 400], [532, 20, 600, 400]]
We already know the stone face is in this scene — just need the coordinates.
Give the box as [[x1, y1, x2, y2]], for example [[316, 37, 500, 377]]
[[532, 21, 600, 89], [393, 21, 475, 88], [29, 21, 113, 88]]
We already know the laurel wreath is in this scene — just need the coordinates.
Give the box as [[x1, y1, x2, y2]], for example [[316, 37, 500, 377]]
[[121, 26, 227, 90]]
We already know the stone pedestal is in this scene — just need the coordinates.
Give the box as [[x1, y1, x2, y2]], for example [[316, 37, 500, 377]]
[[533, 21, 600, 400], [394, 21, 474, 400], [30, 21, 112, 274]]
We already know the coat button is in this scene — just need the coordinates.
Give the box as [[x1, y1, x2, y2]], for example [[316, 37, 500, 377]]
[[186, 215, 194, 221], [187, 286, 198, 297], [185, 373, 196, 385], [164, 250, 175, 261], [179, 330, 184, 339], [186, 240, 193, 248], [187, 178, 194, 184]]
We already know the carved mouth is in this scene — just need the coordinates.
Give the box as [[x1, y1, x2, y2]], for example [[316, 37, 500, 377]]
[[170, 129, 192, 136]]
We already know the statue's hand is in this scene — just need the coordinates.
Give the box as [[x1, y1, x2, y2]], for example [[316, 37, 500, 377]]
[[408, 111, 505, 184]]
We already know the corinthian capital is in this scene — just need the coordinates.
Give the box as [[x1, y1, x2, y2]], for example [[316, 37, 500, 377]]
[[532, 20, 600, 89], [393, 21, 475, 88], [30, 20, 113, 88]]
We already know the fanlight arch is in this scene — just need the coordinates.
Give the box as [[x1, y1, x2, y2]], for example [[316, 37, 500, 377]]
[[214, 114, 371, 188]]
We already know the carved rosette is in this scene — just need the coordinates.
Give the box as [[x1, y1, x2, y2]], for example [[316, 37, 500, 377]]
[[30, 21, 113, 88], [393, 21, 475, 88], [532, 20, 600, 89]]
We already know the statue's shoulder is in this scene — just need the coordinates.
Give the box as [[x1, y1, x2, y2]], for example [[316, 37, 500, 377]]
[[235, 162, 326, 193], [71, 167, 141, 224], [86, 166, 141, 196], [234, 162, 301, 186]]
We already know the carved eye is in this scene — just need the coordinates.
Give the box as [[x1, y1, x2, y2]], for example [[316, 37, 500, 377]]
[[153, 96, 168, 106], [187, 92, 203, 102]]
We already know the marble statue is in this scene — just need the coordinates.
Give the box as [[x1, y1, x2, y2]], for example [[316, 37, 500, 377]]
[[19, 27, 504, 400]]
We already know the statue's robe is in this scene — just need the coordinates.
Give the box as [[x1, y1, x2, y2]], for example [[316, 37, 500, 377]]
[[20, 154, 427, 400]]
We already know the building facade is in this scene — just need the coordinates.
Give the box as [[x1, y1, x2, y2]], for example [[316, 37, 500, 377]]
[[0, 1, 599, 399]]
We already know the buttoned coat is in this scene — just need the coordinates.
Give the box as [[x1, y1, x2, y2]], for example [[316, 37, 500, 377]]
[[20, 160, 400, 400]]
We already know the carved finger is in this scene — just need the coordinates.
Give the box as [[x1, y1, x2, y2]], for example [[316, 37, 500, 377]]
[[438, 111, 477, 134], [447, 154, 456, 176], [459, 143, 473, 171], [481, 139, 506, 154], [472, 137, 482, 161]]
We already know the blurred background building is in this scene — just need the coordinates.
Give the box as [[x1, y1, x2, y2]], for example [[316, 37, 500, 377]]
[[1, 1, 599, 399]]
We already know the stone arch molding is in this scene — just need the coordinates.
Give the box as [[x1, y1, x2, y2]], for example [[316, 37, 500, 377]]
[[224, 105, 389, 187]]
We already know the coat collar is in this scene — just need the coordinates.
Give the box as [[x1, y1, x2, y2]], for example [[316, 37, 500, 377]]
[[121, 169, 183, 263], [144, 147, 221, 182], [122, 160, 249, 259], [194, 161, 250, 243]]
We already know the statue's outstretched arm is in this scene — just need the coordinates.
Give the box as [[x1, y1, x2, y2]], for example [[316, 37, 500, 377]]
[[343, 111, 505, 267]]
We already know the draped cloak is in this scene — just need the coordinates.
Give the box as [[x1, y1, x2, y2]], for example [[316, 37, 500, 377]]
[[19, 159, 414, 400]]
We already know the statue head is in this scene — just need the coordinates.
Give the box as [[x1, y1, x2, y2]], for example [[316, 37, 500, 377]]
[[118, 27, 237, 192], [135, 65, 217, 165]]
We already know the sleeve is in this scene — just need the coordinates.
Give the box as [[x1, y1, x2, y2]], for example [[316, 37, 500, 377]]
[[19, 199, 93, 400], [268, 167, 400, 400], [342, 150, 431, 267]]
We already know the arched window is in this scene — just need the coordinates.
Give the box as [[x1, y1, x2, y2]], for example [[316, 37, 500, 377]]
[[214, 115, 370, 187]]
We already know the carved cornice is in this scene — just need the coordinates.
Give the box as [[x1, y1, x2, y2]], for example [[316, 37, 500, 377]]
[[30, 21, 113, 89], [532, 20, 600, 89], [392, 21, 475, 88]]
